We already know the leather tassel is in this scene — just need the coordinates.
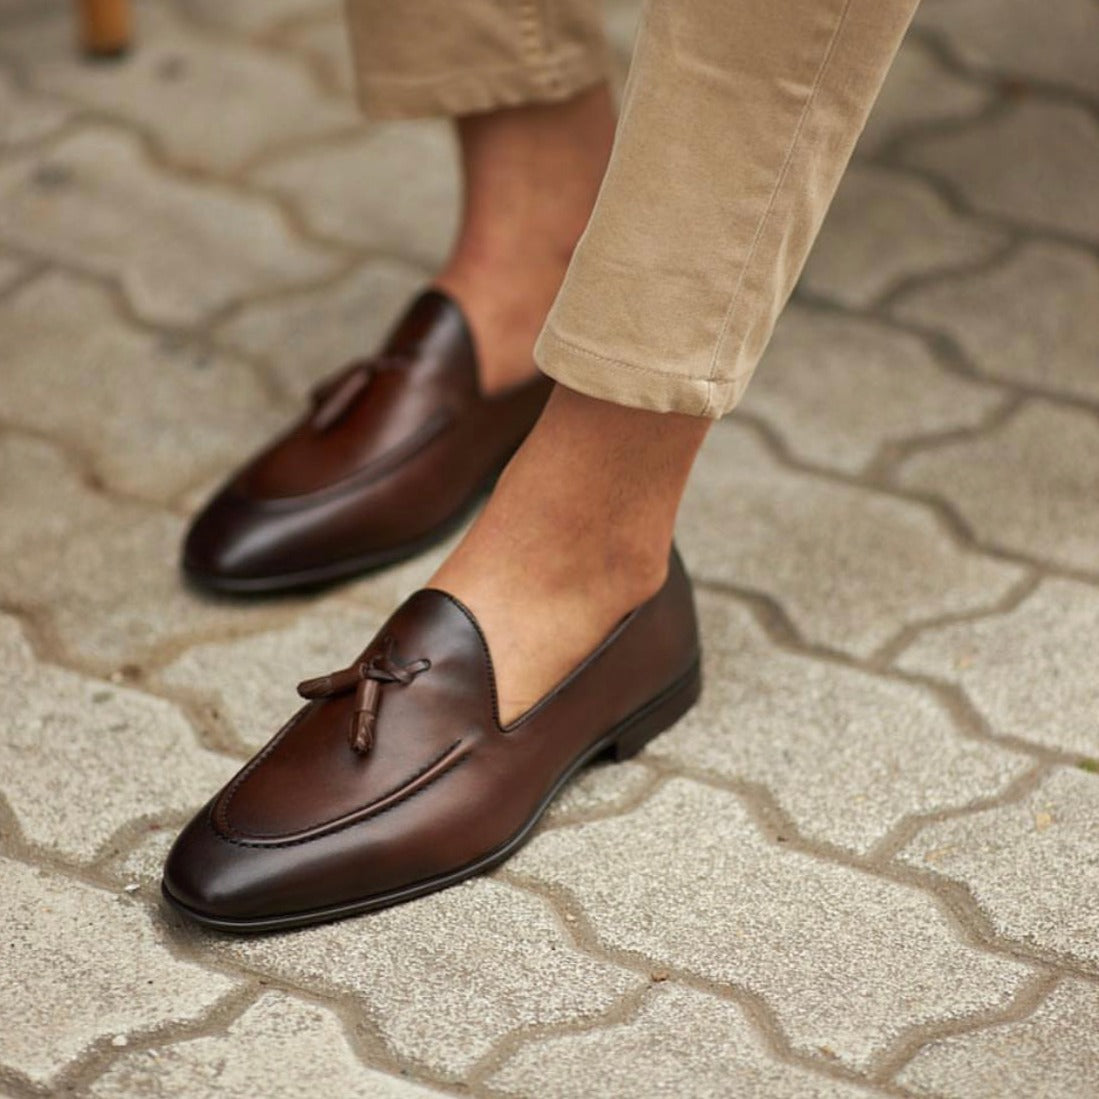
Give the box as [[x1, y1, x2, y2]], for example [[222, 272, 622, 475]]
[[349, 708, 376, 755], [350, 676, 383, 755], [298, 666, 359, 700]]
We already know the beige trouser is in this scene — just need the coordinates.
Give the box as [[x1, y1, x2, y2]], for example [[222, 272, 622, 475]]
[[346, 0, 919, 418]]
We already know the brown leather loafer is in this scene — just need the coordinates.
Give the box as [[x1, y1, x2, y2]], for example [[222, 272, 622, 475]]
[[183, 290, 551, 593], [162, 550, 701, 932]]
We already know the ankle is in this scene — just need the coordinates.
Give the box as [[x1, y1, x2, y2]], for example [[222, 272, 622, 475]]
[[436, 86, 616, 393]]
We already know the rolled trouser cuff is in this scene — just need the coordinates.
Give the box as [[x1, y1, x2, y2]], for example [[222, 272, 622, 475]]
[[346, 0, 612, 120], [354, 54, 611, 121], [535, 325, 745, 419]]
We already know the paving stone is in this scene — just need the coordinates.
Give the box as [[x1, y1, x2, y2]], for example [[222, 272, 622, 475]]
[[855, 37, 993, 158], [0, 272, 285, 502], [277, 12, 355, 98], [0, 612, 236, 863], [898, 978, 1099, 1099], [899, 767, 1099, 966], [916, 0, 1099, 101], [253, 125, 458, 268], [680, 423, 1023, 657], [90, 991, 445, 1099], [342, 525, 469, 618], [741, 307, 1004, 473], [605, 0, 643, 64], [0, 249, 26, 293], [508, 779, 1032, 1070], [0, 65, 72, 147], [649, 594, 1029, 854], [216, 258, 425, 399], [0, 126, 337, 326], [542, 760, 654, 828], [801, 166, 1005, 308], [893, 241, 1099, 404], [0, 432, 285, 668], [897, 401, 1099, 573], [178, 0, 339, 35], [902, 100, 1099, 244], [0, 857, 236, 1088], [157, 602, 385, 752], [2, 2, 359, 174], [488, 983, 873, 1099], [208, 879, 643, 1079], [102, 827, 179, 893], [897, 579, 1099, 758]]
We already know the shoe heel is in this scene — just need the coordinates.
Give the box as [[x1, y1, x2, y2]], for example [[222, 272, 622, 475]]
[[610, 660, 701, 762]]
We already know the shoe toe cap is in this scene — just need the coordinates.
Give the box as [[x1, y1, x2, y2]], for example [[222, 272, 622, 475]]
[[161, 808, 271, 924], [182, 490, 301, 589]]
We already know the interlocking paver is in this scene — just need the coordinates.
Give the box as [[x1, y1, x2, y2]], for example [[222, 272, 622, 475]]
[[899, 767, 1099, 966], [177, 0, 339, 35], [856, 37, 993, 158], [0, 249, 26, 293], [648, 594, 1030, 854], [740, 306, 1004, 473], [509, 779, 1033, 1070], [0, 272, 285, 502], [680, 423, 1024, 657], [0, 64, 72, 147], [276, 12, 355, 98], [897, 401, 1099, 573], [0, 856, 237, 1088], [916, 0, 1099, 101], [252, 125, 458, 267], [0, 432, 282, 668], [897, 578, 1099, 758], [901, 100, 1099, 243], [216, 258, 425, 399], [0, 126, 337, 326], [0, 612, 236, 863], [157, 603, 385, 751], [605, 0, 643, 64], [801, 166, 1005, 308], [893, 240, 1099, 404], [488, 983, 874, 1099], [898, 978, 1099, 1099], [2, 3, 358, 174], [542, 760, 654, 828], [208, 879, 643, 1080], [90, 991, 446, 1099], [1, 3, 1094, 1096]]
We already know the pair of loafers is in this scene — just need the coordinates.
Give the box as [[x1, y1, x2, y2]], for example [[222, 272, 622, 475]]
[[164, 290, 702, 931]]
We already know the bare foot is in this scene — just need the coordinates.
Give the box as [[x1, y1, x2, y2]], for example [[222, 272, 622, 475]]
[[434, 85, 616, 394], [429, 386, 710, 724]]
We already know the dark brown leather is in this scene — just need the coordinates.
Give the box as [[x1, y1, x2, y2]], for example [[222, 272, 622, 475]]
[[183, 290, 552, 592], [161, 550, 702, 931]]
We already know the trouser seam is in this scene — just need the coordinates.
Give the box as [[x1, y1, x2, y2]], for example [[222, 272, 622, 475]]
[[702, 0, 855, 417]]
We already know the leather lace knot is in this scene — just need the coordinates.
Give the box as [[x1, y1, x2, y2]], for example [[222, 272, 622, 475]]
[[309, 354, 409, 431], [297, 638, 430, 755]]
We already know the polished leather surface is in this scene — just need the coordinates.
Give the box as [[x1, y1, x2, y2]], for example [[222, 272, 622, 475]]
[[162, 551, 702, 930], [183, 290, 552, 591]]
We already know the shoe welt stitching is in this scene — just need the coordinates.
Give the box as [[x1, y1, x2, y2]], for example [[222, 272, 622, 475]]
[[209, 740, 470, 849]]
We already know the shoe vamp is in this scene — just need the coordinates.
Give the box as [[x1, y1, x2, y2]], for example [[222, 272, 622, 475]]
[[240, 369, 454, 499]]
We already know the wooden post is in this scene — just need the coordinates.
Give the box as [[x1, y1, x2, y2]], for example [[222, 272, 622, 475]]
[[76, 0, 132, 58]]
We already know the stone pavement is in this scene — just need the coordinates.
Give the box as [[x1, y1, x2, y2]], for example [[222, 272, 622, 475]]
[[2, 0, 1098, 1095]]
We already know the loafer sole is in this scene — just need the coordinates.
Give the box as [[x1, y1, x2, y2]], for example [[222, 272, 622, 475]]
[[160, 657, 701, 933]]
